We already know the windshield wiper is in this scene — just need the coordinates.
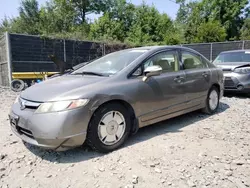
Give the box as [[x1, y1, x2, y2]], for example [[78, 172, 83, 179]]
[[72, 71, 107, 77]]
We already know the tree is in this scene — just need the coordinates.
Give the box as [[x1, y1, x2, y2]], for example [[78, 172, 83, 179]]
[[108, 0, 136, 35], [181, 1, 204, 43], [45, 0, 77, 33], [127, 3, 175, 45], [0, 17, 12, 34], [61, 0, 114, 23], [241, 18, 250, 40], [177, 0, 250, 42], [17, 0, 40, 34], [89, 0, 137, 42], [205, 0, 249, 40], [2, 0, 249, 45], [3, 0, 116, 36], [176, 0, 198, 25], [195, 20, 227, 42], [89, 13, 125, 41]]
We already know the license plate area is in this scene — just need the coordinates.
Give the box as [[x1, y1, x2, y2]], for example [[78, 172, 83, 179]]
[[9, 114, 19, 127]]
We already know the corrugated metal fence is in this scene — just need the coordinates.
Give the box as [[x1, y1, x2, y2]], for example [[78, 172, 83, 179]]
[[1, 32, 250, 87]]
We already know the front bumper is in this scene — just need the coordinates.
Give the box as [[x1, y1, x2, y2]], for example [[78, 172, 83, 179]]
[[9, 101, 92, 151], [223, 72, 250, 93]]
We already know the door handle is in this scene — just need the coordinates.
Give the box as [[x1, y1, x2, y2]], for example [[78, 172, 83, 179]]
[[174, 76, 184, 83], [202, 72, 208, 78]]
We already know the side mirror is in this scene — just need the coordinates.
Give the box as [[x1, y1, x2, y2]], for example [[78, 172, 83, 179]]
[[143, 65, 162, 82]]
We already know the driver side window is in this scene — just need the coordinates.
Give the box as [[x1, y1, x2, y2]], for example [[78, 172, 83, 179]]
[[132, 50, 179, 76]]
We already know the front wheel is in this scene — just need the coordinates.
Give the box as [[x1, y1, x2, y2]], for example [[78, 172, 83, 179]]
[[202, 86, 220, 114], [87, 103, 131, 153]]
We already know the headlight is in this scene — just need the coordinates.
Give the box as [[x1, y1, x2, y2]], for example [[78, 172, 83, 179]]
[[234, 67, 250, 74], [35, 99, 89, 113]]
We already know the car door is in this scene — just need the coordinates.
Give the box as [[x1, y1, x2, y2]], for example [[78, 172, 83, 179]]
[[131, 50, 188, 125], [181, 50, 211, 106]]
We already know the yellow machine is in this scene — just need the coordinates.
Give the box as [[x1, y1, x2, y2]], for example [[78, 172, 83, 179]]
[[10, 55, 72, 92], [12, 72, 58, 80], [11, 72, 58, 92]]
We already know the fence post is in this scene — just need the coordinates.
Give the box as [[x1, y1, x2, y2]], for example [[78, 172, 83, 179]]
[[242, 41, 245, 50], [210, 43, 213, 61], [63, 39, 66, 63], [102, 43, 106, 56], [5, 32, 12, 86]]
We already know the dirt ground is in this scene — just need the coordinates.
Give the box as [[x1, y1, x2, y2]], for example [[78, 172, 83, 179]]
[[0, 87, 250, 188]]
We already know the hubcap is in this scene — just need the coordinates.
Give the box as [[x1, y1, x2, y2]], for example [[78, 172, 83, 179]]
[[14, 82, 21, 89], [98, 111, 126, 146], [209, 90, 218, 111]]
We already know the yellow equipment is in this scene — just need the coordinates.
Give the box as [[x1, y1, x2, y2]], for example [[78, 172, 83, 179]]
[[12, 72, 58, 80], [10, 72, 59, 92]]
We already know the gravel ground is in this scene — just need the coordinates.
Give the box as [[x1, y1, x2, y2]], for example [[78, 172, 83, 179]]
[[1, 87, 250, 188]]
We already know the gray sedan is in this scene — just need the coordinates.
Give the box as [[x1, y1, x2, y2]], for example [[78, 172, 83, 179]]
[[9, 46, 224, 153], [214, 50, 250, 93]]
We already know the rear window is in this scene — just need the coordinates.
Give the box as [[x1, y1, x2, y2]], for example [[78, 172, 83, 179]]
[[214, 51, 250, 64]]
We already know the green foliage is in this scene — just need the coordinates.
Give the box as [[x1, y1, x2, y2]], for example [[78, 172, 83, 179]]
[[89, 0, 136, 42], [177, 0, 249, 42], [0, 17, 12, 33], [126, 4, 161, 45], [89, 13, 125, 42], [195, 21, 227, 43], [206, 0, 249, 40], [18, 0, 40, 34], [0, 0, 250, 45], [126, 4, 176, 46], [241, 18, 250, 40], [70, 0, 114, 22]]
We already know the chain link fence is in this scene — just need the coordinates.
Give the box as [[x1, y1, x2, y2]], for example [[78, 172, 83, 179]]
[[182, 41, 247, 61]]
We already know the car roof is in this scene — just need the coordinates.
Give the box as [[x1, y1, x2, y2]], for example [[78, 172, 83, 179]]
[[220, 49, 250, 54], [120, 45, 207, 59], [130, 45, 189, 50]]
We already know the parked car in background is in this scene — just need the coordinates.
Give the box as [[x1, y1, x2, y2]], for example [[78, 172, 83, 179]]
[[9, 46, 224, 153], [213, 50, 250, 94]]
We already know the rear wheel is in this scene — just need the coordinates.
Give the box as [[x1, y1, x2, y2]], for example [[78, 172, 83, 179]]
[[87, 103, 131, 153], [202, 86, 220, 114]]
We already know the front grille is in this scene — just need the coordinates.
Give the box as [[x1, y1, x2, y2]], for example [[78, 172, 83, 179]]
[[222, 68, 232, 72], [16, 126, 34, 139], [24, 105, 38, 110], [19, 98, 41, 110], [224, 77, 236, 88]]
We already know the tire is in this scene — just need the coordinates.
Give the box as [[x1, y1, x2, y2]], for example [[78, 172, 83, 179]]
[[202, 86, 220, 114], [11, 79, 25, 92], [87, 103, 131, 153]]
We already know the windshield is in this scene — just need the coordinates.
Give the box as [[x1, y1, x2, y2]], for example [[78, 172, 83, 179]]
[[214, 51, 250, 64], [72, 49, 148, 76]]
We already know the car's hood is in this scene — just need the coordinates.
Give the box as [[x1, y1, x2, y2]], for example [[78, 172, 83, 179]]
[[21, 75, 107, 102], [215, 62, 250, 71]]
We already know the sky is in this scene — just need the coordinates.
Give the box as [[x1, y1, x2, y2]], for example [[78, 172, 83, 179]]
[[0, 0, 180, 21]]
